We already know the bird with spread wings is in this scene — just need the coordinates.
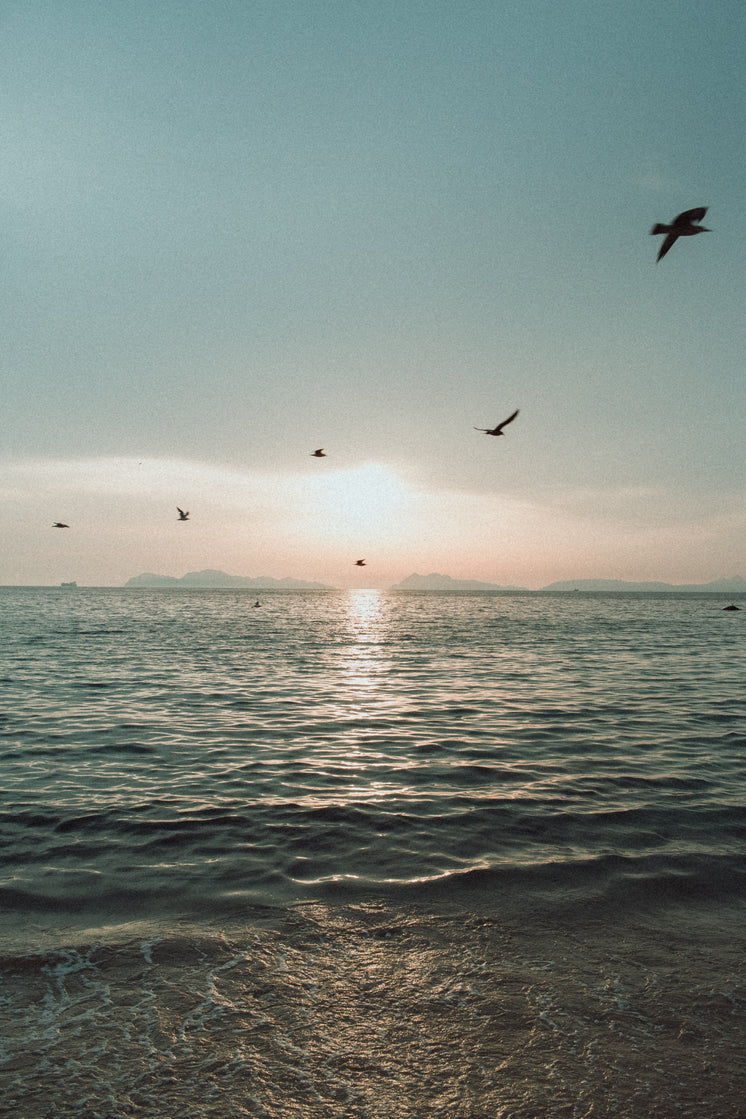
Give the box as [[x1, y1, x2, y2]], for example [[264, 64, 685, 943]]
[[651, 207, 709, 262], [474, 409, 519, 437]]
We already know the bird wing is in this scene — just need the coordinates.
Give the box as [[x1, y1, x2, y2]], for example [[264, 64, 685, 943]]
[[473, 427, 489, 433], [177, 507, 185, 515], [674, 206, 707, 227], [496, 409, 519, 431], [656, 234, 677, 261]]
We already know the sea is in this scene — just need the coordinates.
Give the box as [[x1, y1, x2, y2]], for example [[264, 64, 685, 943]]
[[1, 586, 744, 1119]]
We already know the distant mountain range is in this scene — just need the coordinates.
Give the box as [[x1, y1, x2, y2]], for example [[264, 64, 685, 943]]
[[389, 573, 524, 591], [389, 572, 746, 593], [539, 576, 746, 593], [125, 569, 334, 590], [124, 569, 745, 594]]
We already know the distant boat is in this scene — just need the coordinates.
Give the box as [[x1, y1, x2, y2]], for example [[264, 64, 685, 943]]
[[60, 581, 77, 588]]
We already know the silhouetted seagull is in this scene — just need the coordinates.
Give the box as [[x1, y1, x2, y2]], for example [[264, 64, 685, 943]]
[[52, 522, 69, 528], [177, 507, 190, 521], [651, 207, 709, 262], [474, 409, 519, 436], [311, 448, 327, 458], [354, 559, 367, 566], [253, 600, 261, 607]]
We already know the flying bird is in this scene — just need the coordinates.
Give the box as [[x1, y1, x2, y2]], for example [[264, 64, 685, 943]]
[[474, 409, 519, 437], [650, 207, 709, 262], [52, 522, 69, 528], [354, 559, 367, 566], [177, 507, 190, 521], [311, 448, 327, 458]]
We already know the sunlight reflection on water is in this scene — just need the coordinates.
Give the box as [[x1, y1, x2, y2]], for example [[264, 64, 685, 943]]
[[0, 587, 744, 917]]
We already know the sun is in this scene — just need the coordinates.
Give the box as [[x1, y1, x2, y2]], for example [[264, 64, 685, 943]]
[[306, 463, 415, 540]]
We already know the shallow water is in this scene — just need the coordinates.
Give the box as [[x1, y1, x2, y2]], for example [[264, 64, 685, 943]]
[[4, 902, 746, 1119], [1, 587, 745, 1116]]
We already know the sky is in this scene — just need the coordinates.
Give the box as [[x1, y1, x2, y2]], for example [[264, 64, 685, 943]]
[[2, 0, 744, 589]]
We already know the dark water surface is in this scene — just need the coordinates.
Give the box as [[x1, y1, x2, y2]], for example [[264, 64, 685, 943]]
[[1, 587, 745, 1117]]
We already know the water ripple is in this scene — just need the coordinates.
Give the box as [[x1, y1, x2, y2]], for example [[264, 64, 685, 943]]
[[1, 587, 744, 919]]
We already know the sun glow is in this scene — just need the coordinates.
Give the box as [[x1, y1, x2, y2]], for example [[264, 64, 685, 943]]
[[305, 463, 415, 540]]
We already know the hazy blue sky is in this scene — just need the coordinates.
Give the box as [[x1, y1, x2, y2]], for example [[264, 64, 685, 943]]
[[2, 0, 744, 587]]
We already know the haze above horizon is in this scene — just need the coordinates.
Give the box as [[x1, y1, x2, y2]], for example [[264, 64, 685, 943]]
[[3, 1, 744, 589]]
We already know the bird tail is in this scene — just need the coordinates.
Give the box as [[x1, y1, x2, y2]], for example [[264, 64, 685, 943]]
[[650, 223, 669, 236]]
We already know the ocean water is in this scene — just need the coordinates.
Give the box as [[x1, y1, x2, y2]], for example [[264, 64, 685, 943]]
[[1, 586, 745, 1118]]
